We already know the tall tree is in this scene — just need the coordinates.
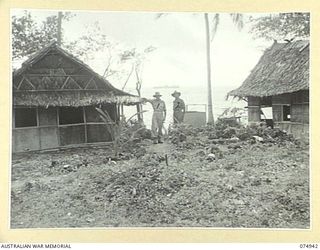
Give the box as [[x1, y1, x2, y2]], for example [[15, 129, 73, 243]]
[[57, 12, 62, 46], [12, 11, 155, 100], [156, 13, 243, 124], [119, 46, 156, 95], [119, 46, 156, 121], [206, 13, 243, 124], [249, 13, 310, 41], [12, 11, 74, 59], [204, 13, 214, 123]]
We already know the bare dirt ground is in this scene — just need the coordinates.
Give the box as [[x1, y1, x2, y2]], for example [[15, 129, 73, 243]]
[[10, 130, 309, 228]]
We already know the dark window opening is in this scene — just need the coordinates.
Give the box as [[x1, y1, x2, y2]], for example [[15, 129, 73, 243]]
[[283, 105, 291, 121], [15, 108, 37, 128], [100, 104, 117, 122], [59, 107, 84, 125]]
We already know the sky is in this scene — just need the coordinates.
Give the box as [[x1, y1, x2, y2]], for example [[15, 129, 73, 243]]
[[11, 10, 272, 93]]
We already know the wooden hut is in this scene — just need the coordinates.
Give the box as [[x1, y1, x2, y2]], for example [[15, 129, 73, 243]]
[[228, 40, 309, 138], [12, 42, 141, 152]]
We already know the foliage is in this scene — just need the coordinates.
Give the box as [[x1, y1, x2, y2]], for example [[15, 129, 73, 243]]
[[119, 46, 156, 95], [249, 13, 310, 41], [95, 107, 148, 157], [12, 11, 155, 97], [12, 11, 74, 59], [168, 118, 298, 149], [155, 12, 244, 124], [219, 107, 246, 118], [210, 13, 244, 40]]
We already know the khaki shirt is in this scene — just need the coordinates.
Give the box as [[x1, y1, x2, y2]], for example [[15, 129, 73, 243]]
[[150, 99, 166, 112], [173, 98, 185, 112]]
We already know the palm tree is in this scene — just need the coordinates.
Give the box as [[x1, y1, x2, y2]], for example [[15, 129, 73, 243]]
[[205, 13, 243, 124], [156, 13, 243, 124], [204, 13, 214, 123]]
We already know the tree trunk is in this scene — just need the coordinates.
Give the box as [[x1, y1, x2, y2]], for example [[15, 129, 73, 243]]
[[135, 67, 144, 123], [204, 13, 214, 124], [57, 12, 62, 46]]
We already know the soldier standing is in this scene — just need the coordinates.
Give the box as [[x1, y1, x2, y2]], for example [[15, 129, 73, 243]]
[[143, 92, 166, 144], [172, 90, 185, 124]]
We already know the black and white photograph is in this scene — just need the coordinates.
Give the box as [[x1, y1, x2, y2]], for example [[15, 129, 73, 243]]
[[10, 10, 310, 229]]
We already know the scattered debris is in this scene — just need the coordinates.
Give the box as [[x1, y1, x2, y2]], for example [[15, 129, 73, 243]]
[[10, 119, 309, 228], [253, 136, 264, 142], [206, 153, 216, 162]]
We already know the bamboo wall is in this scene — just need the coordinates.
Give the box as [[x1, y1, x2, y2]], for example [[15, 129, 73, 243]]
[[12, 104, 117, 153], [246, 90, 309, 139], [272, 90, 309, 139]]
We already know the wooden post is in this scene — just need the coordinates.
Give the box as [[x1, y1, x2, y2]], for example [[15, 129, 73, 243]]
[[83, 107, 88, 143], [136, 104, 143, 123], [116, 104, 120, 123], [36, 107, 41, 149], [12, 108, 15, 129], [121, 104, 124, 120], [121, 104, 124, 115], [57, 107, 61, 146]]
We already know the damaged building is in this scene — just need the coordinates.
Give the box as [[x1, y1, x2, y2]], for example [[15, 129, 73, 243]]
[[12, 42, 141, 152]]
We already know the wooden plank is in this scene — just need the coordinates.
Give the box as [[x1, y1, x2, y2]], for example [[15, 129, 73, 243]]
[[25, 74, 89, 77], [272, 94, 291, 105], [13, 121, 106, 129], [58, 122, 108, 127], [248, 96, 261, 106], [25, 77, 37, 90], [66, 76, 83, 89], [14, 89, 108, 92], [84, 76, 95, 89], [17, 76, 25, 90], [60, 76, 70, 89], [272, 103, 309, 106], [58, 123, 86, 127]]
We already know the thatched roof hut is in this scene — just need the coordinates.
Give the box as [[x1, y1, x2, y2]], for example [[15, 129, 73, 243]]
[[13, 41, 141, 107], [228, 40, 309, 98], [228, 40, 309, 139], [12, 42, 142, 152]]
